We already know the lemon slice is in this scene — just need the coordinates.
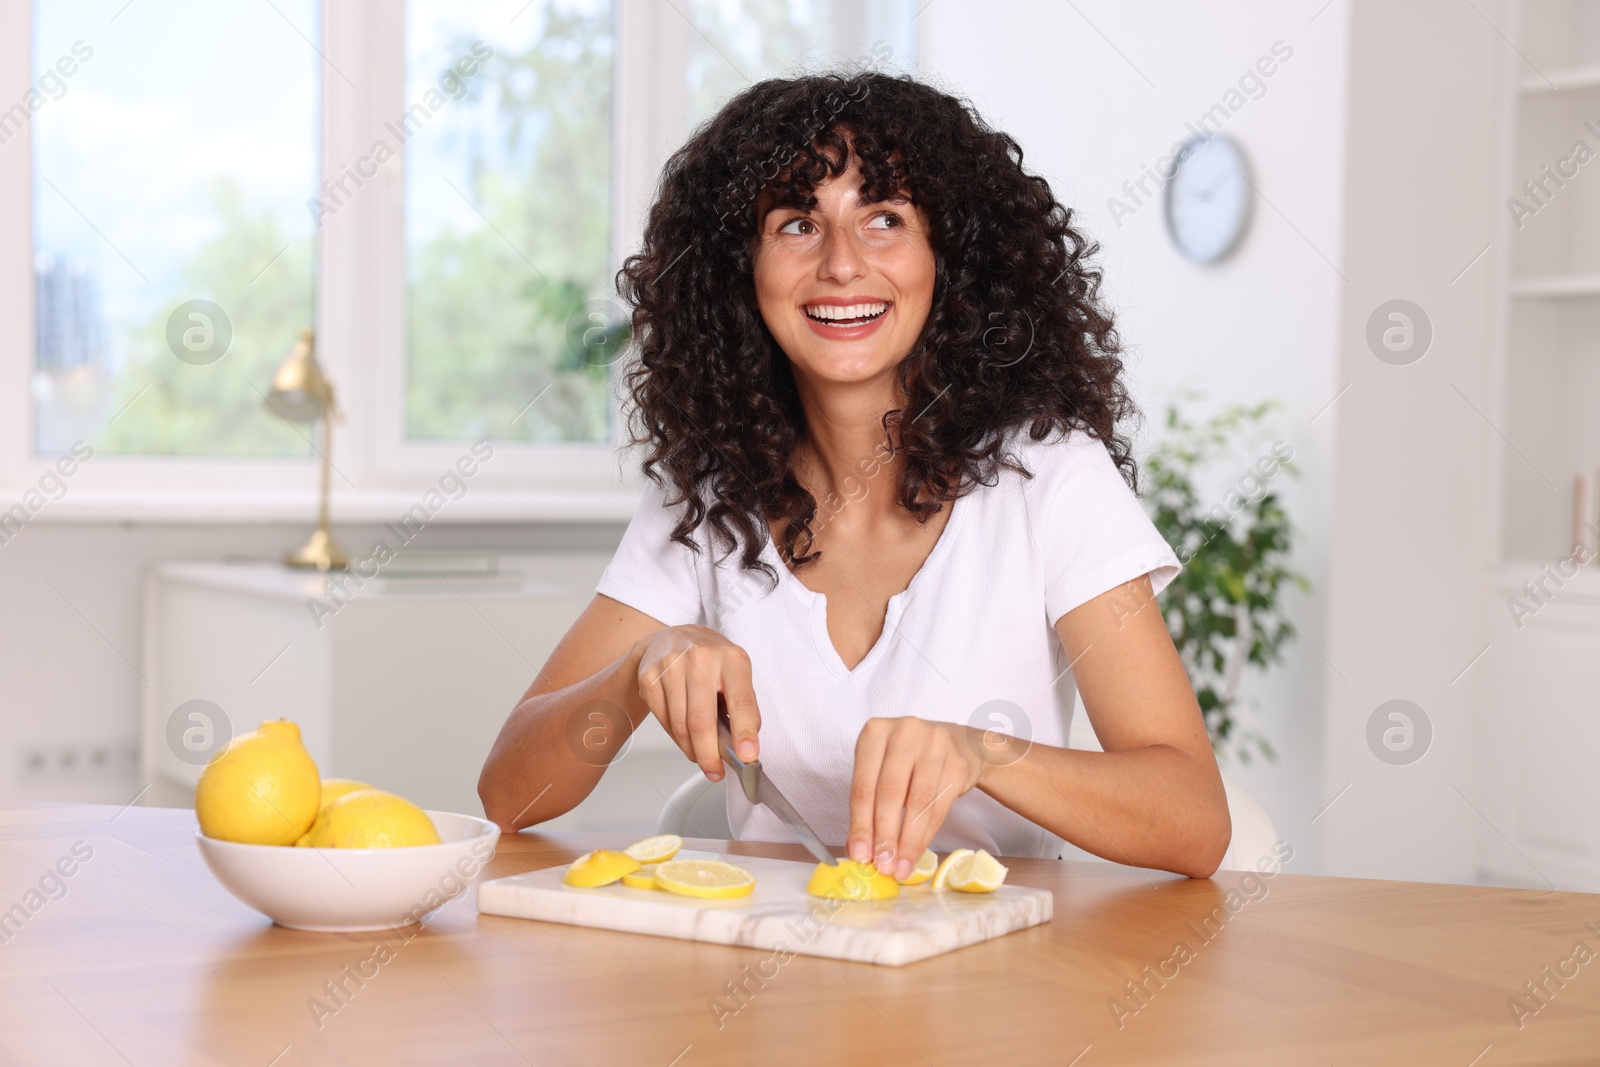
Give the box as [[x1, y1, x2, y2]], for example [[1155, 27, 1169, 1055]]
[[807, 859, 900, 900], [896, 848, 938, 886], [562, 849, 642, 888], [624, 833, 682, 864], [620, 865, 661, 890], [652, 859, 757, 899], [931, 848, 974, 890], [945, 849, 1008, 893]]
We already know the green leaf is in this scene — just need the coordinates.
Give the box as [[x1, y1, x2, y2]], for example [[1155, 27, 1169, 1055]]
[[1142, 395, 1310, 763]]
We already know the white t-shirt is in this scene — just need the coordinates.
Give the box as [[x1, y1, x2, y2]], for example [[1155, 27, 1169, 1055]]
[[596, 424, 1180, 859]]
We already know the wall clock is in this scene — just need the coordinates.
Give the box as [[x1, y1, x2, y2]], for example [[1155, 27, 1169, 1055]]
[[1164, 134, 1253, 264]]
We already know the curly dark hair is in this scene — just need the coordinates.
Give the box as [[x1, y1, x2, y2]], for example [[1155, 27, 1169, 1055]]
[[617, 70, 1137, 584]]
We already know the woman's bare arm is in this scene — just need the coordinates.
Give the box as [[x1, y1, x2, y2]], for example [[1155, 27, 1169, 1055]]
[[845, 575, 1230, 879], [974, 576, 1231, 876], [477, 595, 660, 831], [478, 594, 765, 832]]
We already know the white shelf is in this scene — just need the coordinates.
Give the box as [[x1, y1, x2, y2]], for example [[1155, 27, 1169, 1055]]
[[1495, 560, 1600, 601], [1510, 274, 1600, 298], [1520, 63, 1600, 93]]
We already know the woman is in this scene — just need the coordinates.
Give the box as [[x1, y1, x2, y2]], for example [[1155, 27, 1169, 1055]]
[[480, 72, 1230, 880]]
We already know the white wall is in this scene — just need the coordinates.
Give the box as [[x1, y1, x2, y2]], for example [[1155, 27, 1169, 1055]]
[[919, 0, 1350, 873], [0, 520, 624, 808], [1319, 1, 1504, 885]]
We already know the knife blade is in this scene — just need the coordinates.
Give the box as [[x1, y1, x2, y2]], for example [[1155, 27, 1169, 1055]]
[[716, 709, 837, 866]]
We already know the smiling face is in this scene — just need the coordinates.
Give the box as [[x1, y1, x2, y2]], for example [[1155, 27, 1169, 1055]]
[[751, 161, 937, 392]]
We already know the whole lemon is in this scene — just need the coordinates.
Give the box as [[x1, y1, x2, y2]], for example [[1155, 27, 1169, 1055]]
[[317, 778, 373, 809], [301, 789, 441, 849], [293, 778, 374, 845], [196, 719, 321, 845]]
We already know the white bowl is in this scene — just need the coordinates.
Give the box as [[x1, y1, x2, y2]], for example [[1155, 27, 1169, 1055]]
[[196, 810, 499, 932]]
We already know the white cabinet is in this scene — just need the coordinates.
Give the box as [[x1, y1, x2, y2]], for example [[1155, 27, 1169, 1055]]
[[140, 556, 693, 833], [1496, 2, 1600, 562], [1475, 3, 1600, 892], [1480, 564, 1600, 891]]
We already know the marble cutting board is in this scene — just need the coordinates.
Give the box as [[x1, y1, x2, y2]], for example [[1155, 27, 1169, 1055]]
[[477, 850, 1053, 966]]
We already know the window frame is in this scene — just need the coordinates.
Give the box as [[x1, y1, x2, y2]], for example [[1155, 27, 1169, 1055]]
[[362, 0, 649, 500], [0, 0, 909, 523]]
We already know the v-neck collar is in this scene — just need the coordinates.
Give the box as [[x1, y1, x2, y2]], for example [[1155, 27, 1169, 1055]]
[[759, 494, 966, 678]]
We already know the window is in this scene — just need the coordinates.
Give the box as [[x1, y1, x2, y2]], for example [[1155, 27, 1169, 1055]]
[[405, 0, 614, 444], [30, 1, 318, 457], [687, 0, 842, 120], [686, 0, 900, 121], [0, 0, 913, 517]]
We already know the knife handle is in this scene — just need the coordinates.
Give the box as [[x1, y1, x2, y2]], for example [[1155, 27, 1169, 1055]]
[[715, 703, 739, 767], [716, 697, 762, 804]]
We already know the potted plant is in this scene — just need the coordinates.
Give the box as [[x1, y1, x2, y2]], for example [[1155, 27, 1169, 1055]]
[[1141, 400, 1309, 762]]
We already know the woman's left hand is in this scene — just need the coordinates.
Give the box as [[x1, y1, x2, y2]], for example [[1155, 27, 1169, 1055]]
[[846, 716, 987, 881]]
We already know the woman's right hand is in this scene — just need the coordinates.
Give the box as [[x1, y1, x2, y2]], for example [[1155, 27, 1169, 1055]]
[[631, 625, 761, 782]]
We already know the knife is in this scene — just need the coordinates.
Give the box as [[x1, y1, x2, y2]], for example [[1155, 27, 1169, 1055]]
[[716, 706, 837, 866]]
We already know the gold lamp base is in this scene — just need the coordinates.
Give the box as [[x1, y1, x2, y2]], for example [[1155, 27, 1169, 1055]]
[[283, 526, 349, 571], [267, 328, 347, 573]]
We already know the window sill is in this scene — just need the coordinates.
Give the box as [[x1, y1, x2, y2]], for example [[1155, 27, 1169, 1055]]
[[13, 487, 643, 525]]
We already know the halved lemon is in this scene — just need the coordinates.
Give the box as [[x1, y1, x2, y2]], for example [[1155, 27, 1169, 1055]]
[[562, 849, 642, 888], [897, 849, 938, 886], [624, 833, 682, 864], [620, 865, 661, 890], [807, 859, 900, 901], [944, 849, 1008, 893], [652, 859, 757, 899], [931, 848, 974, 890]]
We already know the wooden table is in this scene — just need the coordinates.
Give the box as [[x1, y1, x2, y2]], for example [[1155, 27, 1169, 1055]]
[[3, 804, 1598, 1065]]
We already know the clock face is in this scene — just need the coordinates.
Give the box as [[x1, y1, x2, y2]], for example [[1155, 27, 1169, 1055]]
[[1164, 135, 1252, 264]]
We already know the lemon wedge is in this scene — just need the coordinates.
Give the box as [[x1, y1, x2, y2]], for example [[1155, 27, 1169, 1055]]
[[562, 849, 642, 888], [806, 859, 900, 900], [624, 833, 682, 864], [652, 859, 756, 899], [897, 849, 938, 886], [931, 848, 974, 890], [620, 865, 661, 890], [944, 849, 1008, 893]]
